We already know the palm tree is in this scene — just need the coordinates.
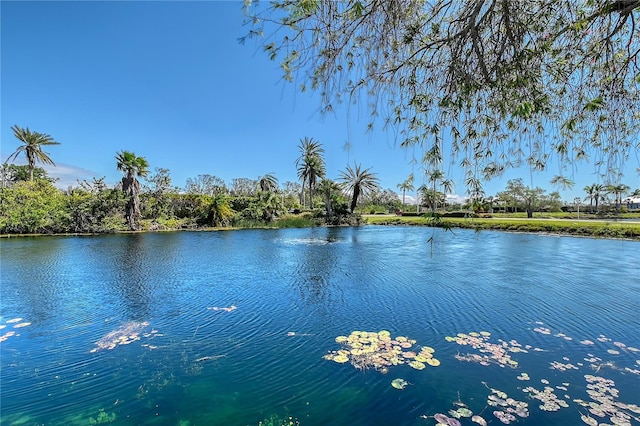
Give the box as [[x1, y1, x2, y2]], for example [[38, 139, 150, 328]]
[[418, 185, 445, 211], [396, 174, 414, 209], [607, 183, 629, 209], [427, 170, 445, 212], [6, 125, 60, 181], [206, 195, 235, 226], [317, 178, 341, 217], [258, 173, 279, 192], [584, 183, 605, 213], [295, 137, 325, 209], [584, 184, 596, 212], [339, 163, 380, 213], [441, 178, 455, 209], [116, 150, 149, 230]]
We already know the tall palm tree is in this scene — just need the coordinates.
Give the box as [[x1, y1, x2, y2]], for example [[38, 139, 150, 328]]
[[427, 169, 445, 212], [295, 137, 325, 209], [584, 183, 605, 213], [116, 150, 149, 230], [607, 183, 629, 208], [258, 173, 279, 192], [396, 174, 414, 209], [583, 184, 596, 212], [6, 125, 60, 181], [339, 163, 380, 213], [318, 178, 341, 217]]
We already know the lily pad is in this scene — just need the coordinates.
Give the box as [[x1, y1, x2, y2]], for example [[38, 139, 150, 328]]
[[409, 361, 426, 370], [434, 413, 449, 423], [391, 378, 408, 390], [426, 358, 441, 366], [456, 408, 473, 417], [333, 354, 349, 363], [471, 415, 487, 426]]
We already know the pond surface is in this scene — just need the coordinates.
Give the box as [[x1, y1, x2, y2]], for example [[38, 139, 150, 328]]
[[1, 227, 639, 426]]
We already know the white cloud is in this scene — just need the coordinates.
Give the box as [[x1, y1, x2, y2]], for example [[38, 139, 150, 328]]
[[43, 163, 102, 189]]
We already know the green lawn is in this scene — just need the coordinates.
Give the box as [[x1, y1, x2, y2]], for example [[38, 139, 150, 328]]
[[364, 215, 640, 240]]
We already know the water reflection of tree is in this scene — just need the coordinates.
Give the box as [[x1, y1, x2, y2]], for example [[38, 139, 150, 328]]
[[290, 227, 345, 314], [112, 234, 152, 320]]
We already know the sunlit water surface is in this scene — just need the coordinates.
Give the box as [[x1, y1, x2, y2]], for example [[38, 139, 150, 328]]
[[1, 227, 639, 425]]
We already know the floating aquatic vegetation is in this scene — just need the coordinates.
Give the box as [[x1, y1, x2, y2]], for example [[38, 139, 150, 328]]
[[425, 398, 483, 426], [90, 321, 153, 353], [287, 332, 312, 337], [516, 372, 530, 381], [433, 413, 449, 423], [409, 360, 426, 370], [448, 331, 524, 368], [324, 330, 439, 372], [208, 305, 236, 312], [0, 317, 31, 342], [471, 415, 487, 425], [572, 375, 640, 425], [550, 360, 579, 371], [483, 386, 530, 423], [533, 326, 552, 335], [452, 407, 473, 418], [522, 384, 569, 412], [0, 330, 16, 342], [391, 378, 408, 390]]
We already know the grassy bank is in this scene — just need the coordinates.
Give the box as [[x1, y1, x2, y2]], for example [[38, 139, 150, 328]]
[[364, 215, 640, 240]]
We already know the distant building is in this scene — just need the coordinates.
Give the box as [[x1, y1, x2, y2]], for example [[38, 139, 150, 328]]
[[621, 196, 640, 210]]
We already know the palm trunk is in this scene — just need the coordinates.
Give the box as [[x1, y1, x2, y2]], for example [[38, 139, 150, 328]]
[[350, 186, 360, 213], [123, 175, 141, 230]]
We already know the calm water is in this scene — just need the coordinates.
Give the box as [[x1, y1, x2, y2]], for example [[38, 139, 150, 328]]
[[1, 227, 639, 426]]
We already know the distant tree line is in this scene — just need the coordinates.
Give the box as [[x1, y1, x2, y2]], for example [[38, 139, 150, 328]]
[[2, 125, 637, 234], [0, 127, 400, 234]]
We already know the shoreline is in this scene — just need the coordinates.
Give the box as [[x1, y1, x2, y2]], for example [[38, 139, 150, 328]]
[[363, 215, 640, 241], [2, 215, 639, 241]]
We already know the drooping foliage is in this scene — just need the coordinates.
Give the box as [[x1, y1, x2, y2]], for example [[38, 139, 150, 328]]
[[244, 1, 640, 189]]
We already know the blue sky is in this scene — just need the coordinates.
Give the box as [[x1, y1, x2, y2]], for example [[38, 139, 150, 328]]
[[2, 1, 638, 203]]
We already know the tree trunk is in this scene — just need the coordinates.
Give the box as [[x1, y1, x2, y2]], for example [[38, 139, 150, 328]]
[[350, 186, 360, 213], [122, 175, 141, 230]]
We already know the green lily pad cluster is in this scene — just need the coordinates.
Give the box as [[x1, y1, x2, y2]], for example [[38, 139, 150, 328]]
[[323, 330, 440, 372]]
